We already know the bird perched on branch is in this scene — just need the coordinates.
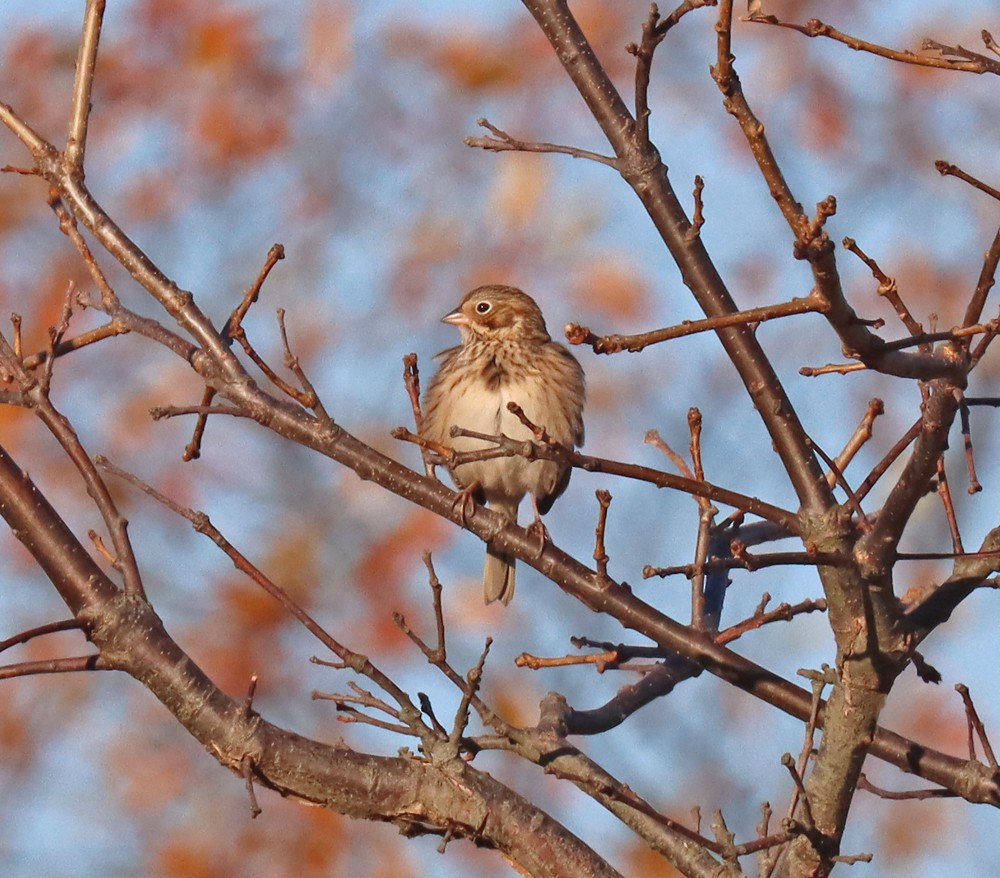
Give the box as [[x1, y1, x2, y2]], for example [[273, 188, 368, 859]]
[[422, 285, 585, 605]]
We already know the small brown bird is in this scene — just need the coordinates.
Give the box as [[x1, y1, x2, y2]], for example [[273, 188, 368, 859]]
[[422, 285, 585, 605]]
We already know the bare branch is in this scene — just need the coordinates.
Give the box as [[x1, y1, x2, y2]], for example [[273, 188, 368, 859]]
[[0, 619, 85, 654], [0, 654, 111, 681], [842, 237, 922, 338], [826, 399, 884, 490], [523, 0, 832, 514], [935, 160, 1000, 204], [956, 683, 999, 769], [592, 490, 612, 580], [403, 354, 433, 477], [566, 293, 825, 354], [748, 15, 1000, 76], [465, 117, 618, 168], [66, 0, 106, 168]]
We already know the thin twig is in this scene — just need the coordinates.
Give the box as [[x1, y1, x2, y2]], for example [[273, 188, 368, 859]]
[[716, 597, 828, 646], [422, 552, 446, 662], [566, 294, 825, 355], [443, 411, 801, 531], [843, 237, 923, 337], [465, 117, 618, 168], [276, 308, 326, 416], [418, 693, 448, 737], [224, 243, 286, 339], [826, 399, 884, 490], [241, 673, 259, 718], [964, 223, 1000, 337], [230, 317, 311, 409], [0, 314, 146, 597], [241, 755, 262, 818], [780, 753, 815, 833], [804, 435, 868, 527], [22, 320, 129, 371], [858, 775, 955, 800], [404, 354, 433, 477], [644, 429, 694, 480], [150, 403, 250, 421], [0, 618, 85, 654], [47, 185, 121, 311], [855, 418, 921, 504], [185, 246, 287, 458], [448, 639, 492, 752], [0, 654, 110, 681], [748, 15, 1000, 76], [956, 395, 982, 494], [799, 362, 868, 377], [956, 683, 999, 769], [97, 456, 429, 735], [935, 161, 1000, 204], [788, 674, 828, 823], [628, 2, 718, 144], [181, 387, 216, 461], [66, 0, 106, 169], [393, 610, 507, 735], [935, 459, 964, 554], [593, 490, 612, 580], [689, 175, 705, 239]]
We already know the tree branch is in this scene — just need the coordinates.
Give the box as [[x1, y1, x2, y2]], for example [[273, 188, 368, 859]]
[[518, 0, 833, 514]]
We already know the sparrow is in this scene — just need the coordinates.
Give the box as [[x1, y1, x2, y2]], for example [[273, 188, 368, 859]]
[[422, 285, 585, 605]]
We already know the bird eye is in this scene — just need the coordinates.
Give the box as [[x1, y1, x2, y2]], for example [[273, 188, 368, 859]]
[[475, 301, 492, 314]]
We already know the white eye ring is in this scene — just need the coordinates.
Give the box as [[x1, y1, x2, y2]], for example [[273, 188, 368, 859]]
[[475, 301, 492, 314]]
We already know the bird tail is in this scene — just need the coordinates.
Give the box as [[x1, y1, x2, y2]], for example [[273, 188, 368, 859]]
[[483, 499, 518, 606]]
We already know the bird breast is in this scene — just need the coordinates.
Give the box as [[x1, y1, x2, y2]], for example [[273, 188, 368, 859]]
[[442, 343, 574, 504]]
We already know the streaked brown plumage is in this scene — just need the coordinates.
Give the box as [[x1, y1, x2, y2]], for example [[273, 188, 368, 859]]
[[422, 285, 585, 605]]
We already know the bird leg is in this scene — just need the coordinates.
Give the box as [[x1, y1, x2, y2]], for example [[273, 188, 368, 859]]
[[527, 494, 551, 558], [451, 481, 484, 527]]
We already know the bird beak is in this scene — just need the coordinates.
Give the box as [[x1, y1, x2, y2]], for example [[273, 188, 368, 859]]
[[441, 308, 468, 326]]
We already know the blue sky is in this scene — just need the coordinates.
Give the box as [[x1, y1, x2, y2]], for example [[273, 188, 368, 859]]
[[2, 2, 1000, 876]]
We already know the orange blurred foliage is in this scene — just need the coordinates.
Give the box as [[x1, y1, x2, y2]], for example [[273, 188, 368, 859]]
[[487, 675, 544, 730], [158, 843, 215, 878], [114, 735, 191, 815], [800, 73, 850, 154], [302, 2, 354, 90], [622, 841, 685, 878], [218, 575, 289, 633], [354, 507, 451, 598], [875, 795, 960, 864], [388, 214, 465, 310], [489, 155, 549, 230], [152, 788, 358, 878], [194, 93, 289, 166], [0, 692, 30, 760], [91, 0, 297, 174], [571, 254, 650, 319], [434, 30, 534, 92], [389, 0, 636, 94], [389, 18, 546, 93]]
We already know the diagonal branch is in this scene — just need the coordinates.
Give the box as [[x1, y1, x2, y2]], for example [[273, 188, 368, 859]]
[[566, 292, 827, 354], [714, 4, 961, 384], [516, 0, 831, 515], [748, 15, 1000, 76], [0, 439, 622, 878]]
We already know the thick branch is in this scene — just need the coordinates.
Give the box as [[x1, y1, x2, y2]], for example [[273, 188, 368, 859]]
[[516, 0, 832, 514], [0, 440, 620, 878]]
